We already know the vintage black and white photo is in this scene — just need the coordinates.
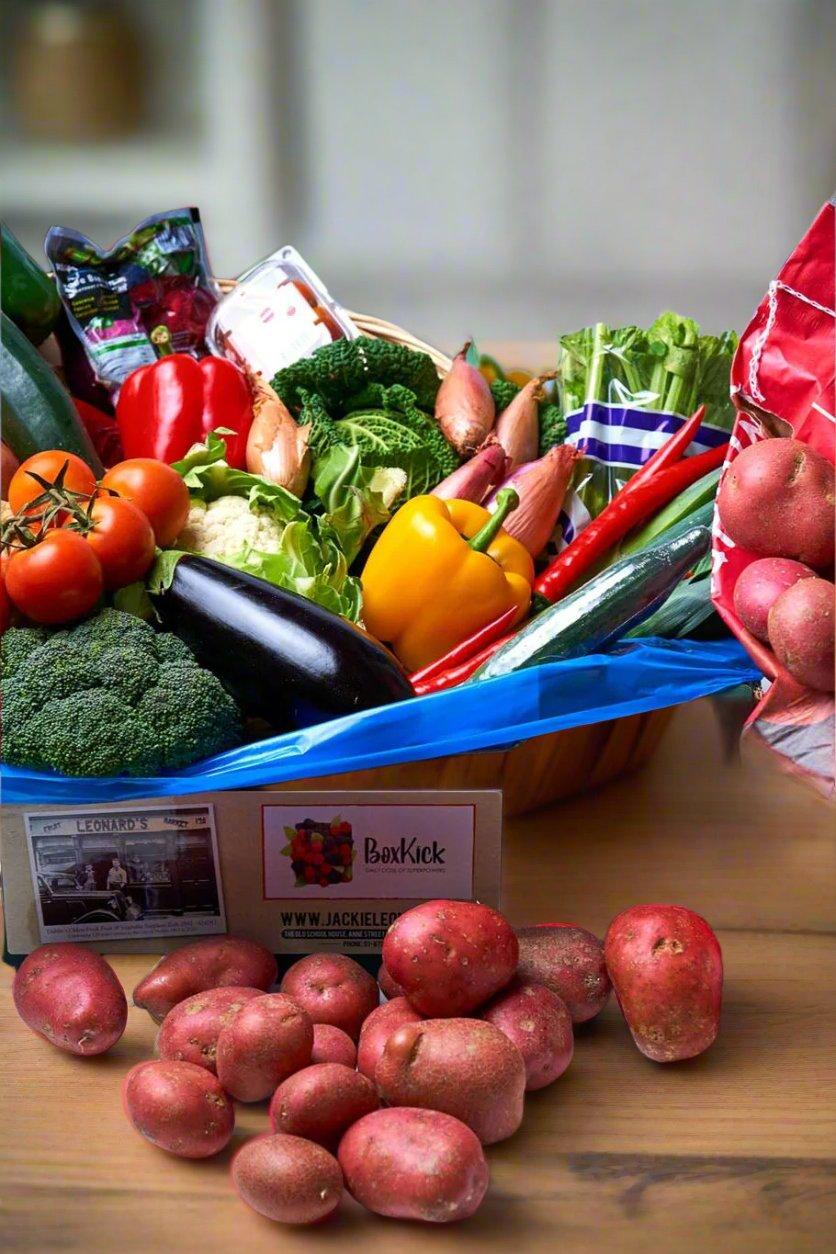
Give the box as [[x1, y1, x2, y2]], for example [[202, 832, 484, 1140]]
[[26, 805, 226, 943]]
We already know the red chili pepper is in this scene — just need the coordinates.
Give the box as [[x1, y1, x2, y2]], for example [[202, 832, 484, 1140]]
[[413, 633, 515, 694], [534, 441, 729, 604], [628, 404, 706, 490], [116, 354, 253, 466], [409, 604, 518, 687]]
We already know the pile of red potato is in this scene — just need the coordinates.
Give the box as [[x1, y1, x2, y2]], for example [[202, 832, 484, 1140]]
[[719, 437, 834, 692], [12, 898, 723, 1226]]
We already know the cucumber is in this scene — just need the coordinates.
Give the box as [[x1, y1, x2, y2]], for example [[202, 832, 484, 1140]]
[[474, 522, 711, 680], [1, 312, 103, 474], [1, 223, 61, 345]]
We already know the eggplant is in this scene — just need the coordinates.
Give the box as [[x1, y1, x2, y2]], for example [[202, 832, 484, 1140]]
[[150, 556, 414, 729]]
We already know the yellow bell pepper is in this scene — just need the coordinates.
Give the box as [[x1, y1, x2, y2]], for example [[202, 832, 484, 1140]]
[[361, 488, 534, 672]]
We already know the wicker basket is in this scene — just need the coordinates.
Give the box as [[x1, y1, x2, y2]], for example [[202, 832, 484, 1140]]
[[215, 287, 673, 815]]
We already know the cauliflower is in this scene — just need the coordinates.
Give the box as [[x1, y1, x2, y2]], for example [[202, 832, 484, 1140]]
[[174, 496, 286, 560]]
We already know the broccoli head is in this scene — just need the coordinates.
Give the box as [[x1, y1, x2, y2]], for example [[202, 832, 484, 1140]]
[[1, 625, 49, 679], [1, 610, 242, 778]]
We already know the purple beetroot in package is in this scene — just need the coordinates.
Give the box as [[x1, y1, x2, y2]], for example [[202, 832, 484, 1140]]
[[45, 208, 219, 393]]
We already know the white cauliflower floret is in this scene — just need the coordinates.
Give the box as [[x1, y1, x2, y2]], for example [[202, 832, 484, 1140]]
[[174, 496, 285, 559]]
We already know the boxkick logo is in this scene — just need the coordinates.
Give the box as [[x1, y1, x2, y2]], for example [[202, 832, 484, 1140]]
[[364, 835, 446, 867]]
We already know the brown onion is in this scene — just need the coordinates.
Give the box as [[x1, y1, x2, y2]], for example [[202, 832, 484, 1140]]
[[435, 343, 495, 456], [495, 375, 554, 472], [431, 438, 507, 502], [487, 445, 579, 557], [246, 378, 311, 497]]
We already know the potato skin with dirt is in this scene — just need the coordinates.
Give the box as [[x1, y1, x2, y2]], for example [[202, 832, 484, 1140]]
[[768, 577, 835, 692], [133, 936, 277, 1022], [311, 1023, 357, 1067], [357, 997, 423, 1079], [157, 986, 264, 1073], [13, 943, 127, 1056], [375, 1017, 526, 1144], [216, 993, 313, 1101], [604, 904, 723, 1062], [232, 1133, 343, 1225], [338, 1107, 489, 1223], [122, 1059, 234, 1158], [481, 981, 573, 1090], [270, 1063, 379, 1148], [717, 437, 835, 569], [516, 923, 611, 1022], [280, 953, 378, 1041], [382, 899, 518, 1016]]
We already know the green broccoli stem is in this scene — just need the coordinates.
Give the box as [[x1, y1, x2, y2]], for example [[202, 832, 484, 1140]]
[[468, 488, 519, 552]]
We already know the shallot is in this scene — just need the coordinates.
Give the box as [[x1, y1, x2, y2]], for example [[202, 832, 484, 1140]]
[[435, 342, 496, 456], [431, 438, 507, 503], [246, 377, 311, 497], [487, 445, 579, 558], [495, 375, 554, 472]]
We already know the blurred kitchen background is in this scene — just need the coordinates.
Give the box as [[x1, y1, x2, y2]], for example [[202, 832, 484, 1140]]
[[1, 0, 834, 354]]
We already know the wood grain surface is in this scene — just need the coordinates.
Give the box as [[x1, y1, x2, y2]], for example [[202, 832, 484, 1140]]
[[1, 698, 834, 1253]]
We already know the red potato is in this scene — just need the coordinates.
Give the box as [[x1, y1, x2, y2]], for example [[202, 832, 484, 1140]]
[[717, 437, 835, 569], [157, 986, 264, 1074], [768, 577, 835, 692], [515, 923, 611, 1023], [232, 1133, 343, 1226], [13, 943, 127, 1056], [733, 557, 817, 641], [122, 1059, 234, 1158], [382, 899, 518, 1017], [375, 1018, 526, 1145], [338, 1107, 489, 1223], [216, 993, 313, 1102], [604, 904, 723, 1062], [133, 936, 277, 1023], [311, 1023, 357, 1067], [377, 962, 404, 1000], [481, 981, 573, 1091], [280, 953, 378, 1041], [270, 1063, 379, 1148], [357, 997, 423, 1079]]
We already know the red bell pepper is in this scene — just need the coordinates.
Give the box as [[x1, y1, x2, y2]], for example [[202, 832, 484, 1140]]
[[73, 398, 123, 468], [116, 354, 253, 466]]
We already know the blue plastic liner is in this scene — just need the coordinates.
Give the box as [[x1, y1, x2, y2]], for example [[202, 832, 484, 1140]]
[[1, 638, 758, 806]]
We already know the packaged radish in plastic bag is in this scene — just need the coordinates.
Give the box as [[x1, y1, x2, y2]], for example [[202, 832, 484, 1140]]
[[45, 208, 219, 394], [711, 197, 835, 797]]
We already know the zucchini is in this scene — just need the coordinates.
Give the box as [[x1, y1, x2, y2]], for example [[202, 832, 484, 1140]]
[[1, 312, 103, 474], [1, 223, 60, 345], [474, 522, 711, 680]]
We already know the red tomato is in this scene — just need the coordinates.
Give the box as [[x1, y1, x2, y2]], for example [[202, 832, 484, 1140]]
[[6, 531, 103, 625], [0, 574, 11, 634], [81, 495, 156, 590], [100, 458, 190, 547], [8, 451, 96, 516]]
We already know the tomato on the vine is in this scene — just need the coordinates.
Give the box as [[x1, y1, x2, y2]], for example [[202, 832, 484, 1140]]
[[8, 451, 96, 516], [79, 495, 156, 589], [5, 530, 103, 625], [100, 458, 190, 547]]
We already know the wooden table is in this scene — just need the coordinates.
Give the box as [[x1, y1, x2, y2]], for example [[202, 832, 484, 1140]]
[[1, 698, 834, 1252]]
